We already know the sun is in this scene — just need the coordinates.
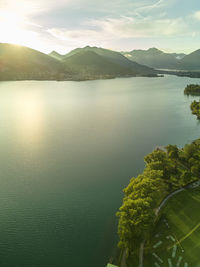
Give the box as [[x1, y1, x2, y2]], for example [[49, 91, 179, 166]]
[[0, 10, 23, 25], [0, 9, 41, 50], [0, 10, 25, 44]]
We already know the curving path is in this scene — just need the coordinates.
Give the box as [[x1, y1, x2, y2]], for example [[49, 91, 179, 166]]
[[155, 188, 185, 216]]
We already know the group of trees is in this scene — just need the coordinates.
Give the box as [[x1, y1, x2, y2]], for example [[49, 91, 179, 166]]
[[117, 140, 200, 263], [183, 84, 200, 119], [191, 100, 200, 119], [184, 84, 200, 95], [116, 164, 167, 258]]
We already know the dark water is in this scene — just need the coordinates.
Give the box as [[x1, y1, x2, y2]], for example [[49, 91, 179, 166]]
[[0, 76, 200, 267]]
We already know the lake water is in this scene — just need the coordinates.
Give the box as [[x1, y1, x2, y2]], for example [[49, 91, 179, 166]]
[[0, 75, 200, 267]]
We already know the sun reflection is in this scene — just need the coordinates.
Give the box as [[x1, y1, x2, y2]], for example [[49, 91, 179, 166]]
[[14, 90, 45, 147]]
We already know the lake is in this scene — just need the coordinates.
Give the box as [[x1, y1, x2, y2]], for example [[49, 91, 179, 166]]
[[0, 75, 199, 267]]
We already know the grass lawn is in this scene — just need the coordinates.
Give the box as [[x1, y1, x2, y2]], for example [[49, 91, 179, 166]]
[[144, 187, 200, 267]]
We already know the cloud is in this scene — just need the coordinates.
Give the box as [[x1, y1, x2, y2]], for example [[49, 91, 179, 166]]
[[46, 27, 112, 49], [47, 28, 99, 41], [193, 11, 200, 21], [44, 14, 192, 53], [0, 0, 72, 17], [136, 0, 166, 13], [47, 16, 189, 45], [0, 1, 40, 16], [133, 0, 175, 17], [1, 0, 200, 54]]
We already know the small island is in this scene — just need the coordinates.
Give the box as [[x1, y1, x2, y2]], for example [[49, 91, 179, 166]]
[[184, 84, 200, 95], [191, 100, 200, 119]]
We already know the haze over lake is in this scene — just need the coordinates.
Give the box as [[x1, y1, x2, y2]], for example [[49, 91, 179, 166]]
[[0, 75, 199, 267]]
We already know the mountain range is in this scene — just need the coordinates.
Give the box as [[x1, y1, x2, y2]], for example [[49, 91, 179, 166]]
[[1, 43, 200, 81], [0, 43, 157, 81], [121, 48, 186, 70], [121, 48, 200, 71], [60, 46, 156, 79], [178, 49, 200, 71]]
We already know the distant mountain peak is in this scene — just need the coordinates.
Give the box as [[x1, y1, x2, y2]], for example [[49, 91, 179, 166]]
[[49, 50, 62, 56], [189, 49, 200, 55], [84, 45, 95, 48], [147, 48, 163, 54], [121, 47, 185, 69], [49, 50, 64, 60]]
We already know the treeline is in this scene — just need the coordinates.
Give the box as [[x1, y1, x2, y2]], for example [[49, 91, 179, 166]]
[[183, 84, 200, 119], [0, 69, 157, 82], [159, 71, 200, 79], [0, 70, 110, 82], [117, 141, 200, 264], [191, 100, 200, 119], [184, 84, 200, 95], [0, 70, 72, 81]]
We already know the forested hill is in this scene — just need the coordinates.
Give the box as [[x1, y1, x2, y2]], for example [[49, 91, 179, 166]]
[[0, 43, 157, 81], [48, 51, 64, 60], [64, 46, 155, 71], [0, 43, 67, 80], [61, 47, 157, 79]]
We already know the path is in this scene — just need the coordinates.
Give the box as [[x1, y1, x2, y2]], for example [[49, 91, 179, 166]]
[[139, 179, 200, 267], [121, 249, 127, 267], [139, 242, 145, 267], [155, 188, 185, 216]]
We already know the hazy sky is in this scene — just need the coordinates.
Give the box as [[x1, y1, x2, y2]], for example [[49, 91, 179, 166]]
[[0, 0, 200, 54]]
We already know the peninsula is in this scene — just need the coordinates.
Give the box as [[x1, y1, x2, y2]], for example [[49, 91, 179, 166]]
[[117, 140, 200, 266]]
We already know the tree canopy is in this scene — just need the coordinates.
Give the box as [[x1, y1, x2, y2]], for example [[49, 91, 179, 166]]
[[184, 84, 200, 96], [191, 100, 200, 119]]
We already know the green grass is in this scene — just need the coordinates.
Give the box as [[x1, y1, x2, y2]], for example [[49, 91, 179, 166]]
[[144, 187, 200, 267]]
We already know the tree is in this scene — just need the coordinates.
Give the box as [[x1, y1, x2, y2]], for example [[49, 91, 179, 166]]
[[166, 144, 179, 160]]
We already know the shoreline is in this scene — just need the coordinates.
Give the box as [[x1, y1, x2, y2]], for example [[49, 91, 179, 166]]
[[0, 74, 163, 83], [2, 70, 200, 83]]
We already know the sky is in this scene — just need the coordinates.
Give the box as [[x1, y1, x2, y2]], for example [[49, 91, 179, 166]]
[[0, 0, 200, 54]]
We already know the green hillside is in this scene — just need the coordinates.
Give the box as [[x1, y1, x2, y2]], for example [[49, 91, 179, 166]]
[[48, 51, 64, 60], [65, 46, 138, 68], [63, 50, 127, 77], [0, 43, 66, 80], [65, 46, 152, 69], [63, 46, 156, 79]]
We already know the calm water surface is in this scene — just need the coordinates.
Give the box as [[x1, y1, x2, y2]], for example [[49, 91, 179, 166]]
[[0, 76, 200, 267]]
